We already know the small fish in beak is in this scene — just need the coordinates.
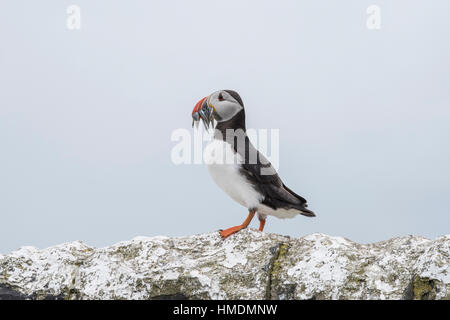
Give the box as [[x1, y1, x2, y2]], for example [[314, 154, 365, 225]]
[[198, 102, 212, 129], [192, 111, 200, 128]]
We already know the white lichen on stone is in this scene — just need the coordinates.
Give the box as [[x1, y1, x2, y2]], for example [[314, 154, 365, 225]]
[[278, 233, 450, 299]]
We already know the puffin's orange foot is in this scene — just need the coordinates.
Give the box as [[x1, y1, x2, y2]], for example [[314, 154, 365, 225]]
[[219, 210, 256, 239], [219, 225, 245, 239]]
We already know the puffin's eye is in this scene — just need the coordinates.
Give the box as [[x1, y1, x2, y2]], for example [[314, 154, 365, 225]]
[[218, 93, 224, 101]]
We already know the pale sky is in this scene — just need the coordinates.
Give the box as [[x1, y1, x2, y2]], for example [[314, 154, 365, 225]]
[[1, 0, 449, 253]]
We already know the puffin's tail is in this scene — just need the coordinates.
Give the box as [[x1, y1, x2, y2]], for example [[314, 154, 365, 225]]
[[298, 206, 315, 217], [281, 183, 316, 217]]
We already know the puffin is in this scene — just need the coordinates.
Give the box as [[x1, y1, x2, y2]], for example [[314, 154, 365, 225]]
[[192, 90, 315, 238]]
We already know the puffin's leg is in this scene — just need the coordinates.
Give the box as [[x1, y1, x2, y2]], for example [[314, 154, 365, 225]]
[[219, 210, 256, 239], [257, 212, 266, 232], [258, 217, 266, 232]]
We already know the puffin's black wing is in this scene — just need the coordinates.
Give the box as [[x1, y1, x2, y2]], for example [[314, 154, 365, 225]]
[[237, 138, 315, 217]]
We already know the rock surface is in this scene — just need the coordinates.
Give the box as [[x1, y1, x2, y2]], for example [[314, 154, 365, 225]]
[[0, 230, 449, 300]]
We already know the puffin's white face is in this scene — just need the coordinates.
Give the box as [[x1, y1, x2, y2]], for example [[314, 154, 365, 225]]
[[208, 90, 243, 123], [192, 90, 244, 129]]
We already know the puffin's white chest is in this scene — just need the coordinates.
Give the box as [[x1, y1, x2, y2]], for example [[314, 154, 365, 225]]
[[204, 139, 263, 209]]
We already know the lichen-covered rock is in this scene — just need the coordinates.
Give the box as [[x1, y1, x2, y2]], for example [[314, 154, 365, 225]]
[[0, 230, 448, 300], [275, 234, 450, 300]]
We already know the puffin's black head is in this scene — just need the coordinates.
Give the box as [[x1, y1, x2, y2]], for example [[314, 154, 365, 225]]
[[192, 90, 244, 129]]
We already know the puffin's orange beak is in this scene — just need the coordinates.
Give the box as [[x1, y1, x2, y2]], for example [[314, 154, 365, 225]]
[[192, 96, 214, 129], [192, 96, 207, 115]]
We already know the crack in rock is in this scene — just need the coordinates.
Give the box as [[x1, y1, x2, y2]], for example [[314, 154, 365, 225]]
[[265, 242, 290, 300]]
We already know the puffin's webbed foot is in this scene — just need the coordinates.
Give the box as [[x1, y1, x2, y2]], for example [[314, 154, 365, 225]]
[[219, 226, 245, 238], [219, 210, 256, 239]]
